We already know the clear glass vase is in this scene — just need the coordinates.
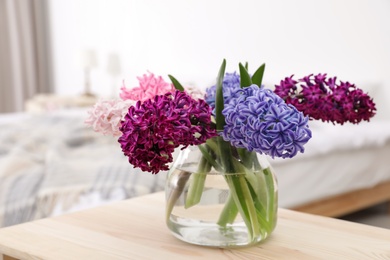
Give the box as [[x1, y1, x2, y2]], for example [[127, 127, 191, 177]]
[[165, 136, 278, 248]]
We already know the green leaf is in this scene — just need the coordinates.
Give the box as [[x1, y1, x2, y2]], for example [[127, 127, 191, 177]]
[[215, 59, 226, 131], [244, 62, 249, 71], [168, 74, 185, 91], [239, 63, 252, 88], [251, 63, 266, 87]]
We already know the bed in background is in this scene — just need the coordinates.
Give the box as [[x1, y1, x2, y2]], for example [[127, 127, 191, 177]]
[[0, 110, 167, 227], [273, 120, 390, 217], [0, 109, 390, 227]]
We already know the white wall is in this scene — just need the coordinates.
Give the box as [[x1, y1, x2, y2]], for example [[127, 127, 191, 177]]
[[48, 0, 390, 120]]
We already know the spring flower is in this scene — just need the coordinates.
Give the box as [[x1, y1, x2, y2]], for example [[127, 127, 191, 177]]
[[120, 72, 175, 102], [274, 74, 376, 124], [221, 84, 311, 158], [86, 60, 377, 247], [204, 72, 241, 111], [85, 99, 134, 136], [184, 85, 205, 100], [118, 90, 217, 174]]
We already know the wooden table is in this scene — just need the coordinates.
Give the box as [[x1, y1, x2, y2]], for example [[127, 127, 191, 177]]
[[0, 192, 389, 260]]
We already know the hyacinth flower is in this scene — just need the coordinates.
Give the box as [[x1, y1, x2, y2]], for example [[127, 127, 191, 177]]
[[86, 72, 175, 137], [87, 71, 217, 173], [167, 60, 312, 242], [120, 72, 175, 102], [118, 90, 217, 174], [85, 99, 135, 137], [274, 74, 376, 124]]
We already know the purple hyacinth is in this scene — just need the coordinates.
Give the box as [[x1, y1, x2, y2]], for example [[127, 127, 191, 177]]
[[205, 72, 241, 112], [119, 90, 217, 174], [274, 74, 376, 124], [221, 85, 312, 159]]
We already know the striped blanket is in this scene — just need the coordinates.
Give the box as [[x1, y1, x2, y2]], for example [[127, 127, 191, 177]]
[[0, 112, 167, 227]]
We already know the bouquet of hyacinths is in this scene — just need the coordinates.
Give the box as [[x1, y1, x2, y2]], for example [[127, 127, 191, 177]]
[[86, 59, 375, 246]]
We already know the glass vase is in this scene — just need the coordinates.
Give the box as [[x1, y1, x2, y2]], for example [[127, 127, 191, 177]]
[[165, 136, 278, 248]]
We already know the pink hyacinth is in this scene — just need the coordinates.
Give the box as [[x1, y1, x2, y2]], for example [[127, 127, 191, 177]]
[[120, 72, 175, 102], [85, 99, 135, 136]]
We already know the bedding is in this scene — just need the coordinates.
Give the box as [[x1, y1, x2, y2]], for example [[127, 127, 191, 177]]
[[1, 110, 390, 227], [272, 120, 390, 209], [0, 110, 167, 227]]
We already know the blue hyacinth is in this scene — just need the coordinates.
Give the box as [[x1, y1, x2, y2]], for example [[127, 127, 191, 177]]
[[220, 84, 312, 159], [205, 72, 241, 112]]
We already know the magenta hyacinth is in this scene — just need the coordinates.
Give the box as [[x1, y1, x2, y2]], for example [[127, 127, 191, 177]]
[[274, 74, 376, 124], [118, 90, 217, 174]]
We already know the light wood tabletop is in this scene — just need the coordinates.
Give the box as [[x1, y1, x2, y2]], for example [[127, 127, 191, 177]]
[[0, 192, 389, 260]]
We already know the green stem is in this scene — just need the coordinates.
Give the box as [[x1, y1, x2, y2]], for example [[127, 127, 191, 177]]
[[217, 193, 238, 226], [225, 174, 260, 239], [250, 155, 276, 234], [264, 167, 277, 231], [198, 144, 222, 171], [217, 146, 277, 241], [237, 148, 254, 168], [165, 169, 192, 224], [215, 138, 262, 240], [217, 136, 236, 173], [216, 156, 259, 226], [185, 154, 211, 208]]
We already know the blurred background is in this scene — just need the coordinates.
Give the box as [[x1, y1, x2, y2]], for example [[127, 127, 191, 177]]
[[1, 0, 389, 119]]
